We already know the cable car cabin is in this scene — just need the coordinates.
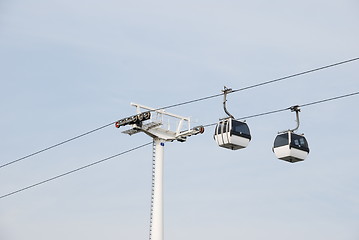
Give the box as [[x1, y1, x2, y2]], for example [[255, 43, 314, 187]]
[[273, 131, 309, 163], [214, 118, 251, 150]]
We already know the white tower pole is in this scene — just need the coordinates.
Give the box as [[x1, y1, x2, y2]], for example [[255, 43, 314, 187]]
[[117, 103, 204, 240], [150, 138, 164, 240]]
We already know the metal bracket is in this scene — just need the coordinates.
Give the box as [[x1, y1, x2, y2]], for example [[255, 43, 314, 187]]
[[289, 105, 301, 132], [222, 86, 234, 119], [279, 105, 301, 133]]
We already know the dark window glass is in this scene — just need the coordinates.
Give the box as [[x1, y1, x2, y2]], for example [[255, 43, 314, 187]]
[[290, 133, 309, 152], [231, 120, 251, 139], [274, 133, 289, 148]]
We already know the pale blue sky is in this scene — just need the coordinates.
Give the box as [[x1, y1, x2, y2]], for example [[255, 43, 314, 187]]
[[1, 1, 359, 239]]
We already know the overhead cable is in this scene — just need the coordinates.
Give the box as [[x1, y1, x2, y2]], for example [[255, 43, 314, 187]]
[[0, 122, 115, 169], [160, 57, 359, 110], [230, 58, 359, 94], [0, 142, 152, 200], [300, 91, 359, 108], [1, 57, 358, 169], [203, 90, 359, 127]]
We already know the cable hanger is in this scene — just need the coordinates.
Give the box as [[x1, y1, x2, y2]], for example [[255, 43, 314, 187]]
[[222, 86, 234, 119]]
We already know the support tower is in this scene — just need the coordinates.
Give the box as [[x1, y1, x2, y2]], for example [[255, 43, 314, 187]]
[[116, 103, 204, 240]]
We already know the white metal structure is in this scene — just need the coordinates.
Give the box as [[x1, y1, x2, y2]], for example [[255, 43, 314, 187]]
[[214, 87, 251, 150], [150, 138, 164, 240], [120, 103, 204, 240], [272, 106, 310, 163]]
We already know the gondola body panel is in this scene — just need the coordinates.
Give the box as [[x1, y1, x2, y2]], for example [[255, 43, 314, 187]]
[[215, 132, 250, 150], [273, 145, 308, 163], [214, 118, 251, 150]]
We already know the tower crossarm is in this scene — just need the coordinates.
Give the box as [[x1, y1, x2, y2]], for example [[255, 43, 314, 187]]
[[119, 103, 204, 142]]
